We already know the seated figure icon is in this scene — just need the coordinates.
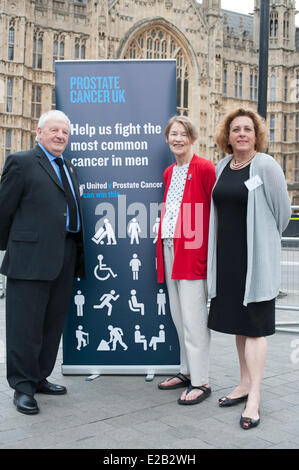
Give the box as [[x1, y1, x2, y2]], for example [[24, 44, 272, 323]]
[[128, 289, 145, 316]]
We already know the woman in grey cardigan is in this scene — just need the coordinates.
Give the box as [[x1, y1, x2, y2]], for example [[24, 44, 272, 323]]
[[207, 108, 291, 429]]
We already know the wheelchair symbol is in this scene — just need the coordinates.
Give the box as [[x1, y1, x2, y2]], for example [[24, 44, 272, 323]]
[[94, 254, 118, 281]]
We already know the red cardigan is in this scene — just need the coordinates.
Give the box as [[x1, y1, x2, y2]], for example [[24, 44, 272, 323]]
[[157, 154, 215, 282]]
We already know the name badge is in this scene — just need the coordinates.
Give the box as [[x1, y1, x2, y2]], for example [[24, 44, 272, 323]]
[[244, 175, 263, 192], [79, 184, 84, 197]]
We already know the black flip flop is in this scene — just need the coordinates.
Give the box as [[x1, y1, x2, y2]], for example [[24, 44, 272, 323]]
[[158, 373, 190, 390], [178, 384, 211, 405]]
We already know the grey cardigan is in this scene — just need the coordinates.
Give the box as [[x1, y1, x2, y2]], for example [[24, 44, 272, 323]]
[[207, 153, 291, 306]]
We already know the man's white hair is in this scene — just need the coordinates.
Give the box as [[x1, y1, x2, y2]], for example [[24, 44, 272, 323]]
[[36, 110, 71, 142], [37, 110, 71, 130]]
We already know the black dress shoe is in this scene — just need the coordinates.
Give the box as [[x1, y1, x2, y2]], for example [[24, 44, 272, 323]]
[[13, 391, 39, 415], [36, 379, 67, 395]]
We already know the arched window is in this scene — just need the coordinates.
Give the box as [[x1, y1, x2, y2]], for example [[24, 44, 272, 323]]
[[270, 72, 276, 101], [223, 68, 227, 97], [8, 26, 14, 61], [7, 78, 13, 113], [283, 115, 287, 141], [75, 42, 80, 59], [283, 12, 289, 38], [53, 34, 65, 69], [250, 70, 258, 101], [124, 26, 190, 115], [53, 40, 58, 59], [270, 114, 275, 141], [283, 155, 286, 175], [5, 130, 12, 159], [75, 38, 86, 59], [284, 75, 288, 101], [33, 31, 43, 69], [270, 11, 278, 37], [31, 85, 42, 118]]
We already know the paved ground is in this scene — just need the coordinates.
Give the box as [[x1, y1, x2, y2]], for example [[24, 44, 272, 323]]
[[0, 296, 298, 450]]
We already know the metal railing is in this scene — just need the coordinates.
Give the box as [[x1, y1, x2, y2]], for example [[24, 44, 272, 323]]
[[276, 206, 299, 333]]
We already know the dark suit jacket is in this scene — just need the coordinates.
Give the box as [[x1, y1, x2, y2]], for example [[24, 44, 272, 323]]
[[0, 145, 86, 280]]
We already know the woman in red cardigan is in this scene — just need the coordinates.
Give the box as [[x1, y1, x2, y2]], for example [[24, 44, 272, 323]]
[[157, 115, 215, 405]]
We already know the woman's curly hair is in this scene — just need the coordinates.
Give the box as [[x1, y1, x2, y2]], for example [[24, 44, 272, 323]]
[[216, 108, 268, 154]]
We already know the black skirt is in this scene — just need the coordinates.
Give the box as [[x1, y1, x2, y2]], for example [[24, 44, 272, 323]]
[[208, 163, 275, 337]]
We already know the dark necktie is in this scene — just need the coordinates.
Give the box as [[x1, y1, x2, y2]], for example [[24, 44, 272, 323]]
[[54, 157, 78, 231]]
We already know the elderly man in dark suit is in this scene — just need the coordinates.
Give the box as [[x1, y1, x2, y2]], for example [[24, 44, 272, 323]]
[[0, 110, 85, 415]]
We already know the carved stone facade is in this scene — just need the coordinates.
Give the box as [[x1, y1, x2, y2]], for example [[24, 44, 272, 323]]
[[1, 0, 298, 200]]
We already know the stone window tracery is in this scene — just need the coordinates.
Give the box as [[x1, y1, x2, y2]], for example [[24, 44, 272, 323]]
[[124, 26, 190, 115], [53, 34, 65, 69], [33, 31, 43, 69]]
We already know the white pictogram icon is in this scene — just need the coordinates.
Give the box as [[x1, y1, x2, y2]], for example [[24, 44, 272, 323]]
[[97, 325, 128, 351], [94, 254, 117, 281], [149, 325, 165, 351], [76, 325, 89, 351], [93, 290, 120, 316], [74, 290, 85, 316], [157, 289, 166, 315], [128, 217, 141, 244], [92, 218, 117, 245], [128, 289, 145, 315], [129, 254, 141, 280], [134, 325, 147, 351]]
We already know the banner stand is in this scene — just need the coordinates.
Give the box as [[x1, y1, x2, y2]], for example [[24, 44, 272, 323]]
[[56, 59, 180, 377], [61, 365, 179, 379]]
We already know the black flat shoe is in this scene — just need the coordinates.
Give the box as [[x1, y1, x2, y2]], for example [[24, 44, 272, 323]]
[[218, 394, 248, 407], [240, 412, 260, 430], [13, 391, 39, 415], [36, 379, 67, 395]]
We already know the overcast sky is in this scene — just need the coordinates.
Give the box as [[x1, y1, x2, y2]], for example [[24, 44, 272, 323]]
[[200, 1, 299, 27]]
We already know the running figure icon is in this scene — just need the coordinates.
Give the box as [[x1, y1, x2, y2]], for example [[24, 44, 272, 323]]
[[93, 290, 120, 316]]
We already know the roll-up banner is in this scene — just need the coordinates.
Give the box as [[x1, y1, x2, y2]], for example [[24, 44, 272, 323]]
[[55, 60, 180, 376]]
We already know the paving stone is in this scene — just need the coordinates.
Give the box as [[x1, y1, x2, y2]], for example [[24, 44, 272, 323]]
[[0, 297, 299, 449], [163, 438, 217, 449]]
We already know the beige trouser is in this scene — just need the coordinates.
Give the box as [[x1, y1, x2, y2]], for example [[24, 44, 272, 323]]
[[163, 245, 210, 386]]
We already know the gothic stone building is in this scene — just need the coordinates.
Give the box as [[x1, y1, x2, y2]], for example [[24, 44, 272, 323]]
[[1, 0, 299, 200]]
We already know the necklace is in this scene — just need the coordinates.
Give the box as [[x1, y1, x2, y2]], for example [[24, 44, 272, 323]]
[[230, 151, 256, 170]]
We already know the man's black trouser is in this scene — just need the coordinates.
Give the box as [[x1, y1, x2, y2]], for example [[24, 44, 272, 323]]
[[6, 235, 77, 396]]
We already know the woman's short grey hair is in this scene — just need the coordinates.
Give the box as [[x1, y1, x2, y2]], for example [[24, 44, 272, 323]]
[[37, 110, 71, 130], [164, 115, 198, 143]]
